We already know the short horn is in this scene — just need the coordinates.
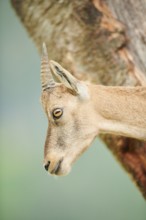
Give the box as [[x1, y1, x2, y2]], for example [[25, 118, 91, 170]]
[[40, 43, 55, 90]]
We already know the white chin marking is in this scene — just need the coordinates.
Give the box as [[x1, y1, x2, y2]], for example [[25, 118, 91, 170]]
[[59, 164, 71, 176]]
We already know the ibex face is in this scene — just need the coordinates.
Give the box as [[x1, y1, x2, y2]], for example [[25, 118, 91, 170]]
[[41, 44, 98, 176]]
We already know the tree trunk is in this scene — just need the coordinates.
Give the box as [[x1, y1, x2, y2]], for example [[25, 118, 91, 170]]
[[11, 0, 146, 198]]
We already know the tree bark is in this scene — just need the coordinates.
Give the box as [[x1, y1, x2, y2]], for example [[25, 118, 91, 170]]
[[11, 0, 146, 198]]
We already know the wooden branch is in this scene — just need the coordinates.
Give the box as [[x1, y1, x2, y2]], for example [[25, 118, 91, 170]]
[[105, 0, 146, 76], [11, 0, 146, 198]]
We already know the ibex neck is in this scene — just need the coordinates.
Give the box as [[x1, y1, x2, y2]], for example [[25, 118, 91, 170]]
[[90, 85, 146, 141]]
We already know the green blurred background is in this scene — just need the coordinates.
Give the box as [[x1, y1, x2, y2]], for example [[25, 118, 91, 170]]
[[0, 1, 146, 220]]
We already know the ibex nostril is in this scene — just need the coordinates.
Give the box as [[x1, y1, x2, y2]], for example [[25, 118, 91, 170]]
[[44, 161, 50, 171]]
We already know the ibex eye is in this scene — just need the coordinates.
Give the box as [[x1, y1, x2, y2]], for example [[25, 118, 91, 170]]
[[52, 108, 63, 119]]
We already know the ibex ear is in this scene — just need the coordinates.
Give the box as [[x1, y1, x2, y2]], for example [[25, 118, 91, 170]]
[[50, 60, 80, 94], [50, 60, 89, 99]]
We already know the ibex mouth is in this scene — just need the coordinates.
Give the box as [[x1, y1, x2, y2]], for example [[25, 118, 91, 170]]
[[50, 159, 63, 175]]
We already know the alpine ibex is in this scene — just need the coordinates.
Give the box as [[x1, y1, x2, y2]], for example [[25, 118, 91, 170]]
[[41, 43, 146, 176]]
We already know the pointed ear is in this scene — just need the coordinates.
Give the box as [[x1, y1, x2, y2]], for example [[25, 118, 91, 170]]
[[49, 60, 80, 94], [50, 60, 90, 99]]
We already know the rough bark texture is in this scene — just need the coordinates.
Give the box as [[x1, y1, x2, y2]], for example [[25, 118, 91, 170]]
[[11, 0, 146, 198]]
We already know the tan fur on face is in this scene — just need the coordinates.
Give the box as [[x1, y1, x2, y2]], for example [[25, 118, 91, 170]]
[[41, 83, 146, 176], [41, 84, 99, 176]]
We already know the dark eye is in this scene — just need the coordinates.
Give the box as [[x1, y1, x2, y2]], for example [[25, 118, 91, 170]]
[[52, 108, 63, 119]]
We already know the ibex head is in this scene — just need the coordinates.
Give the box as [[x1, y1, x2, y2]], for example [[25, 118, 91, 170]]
[[41, 43, 98, 176]]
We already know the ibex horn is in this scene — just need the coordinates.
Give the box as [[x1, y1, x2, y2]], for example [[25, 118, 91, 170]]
[[41, 42, 55, 90]]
